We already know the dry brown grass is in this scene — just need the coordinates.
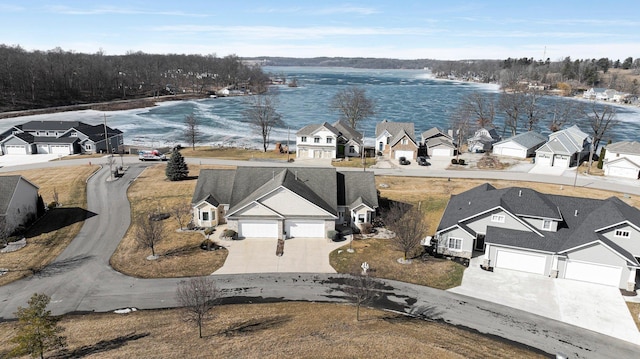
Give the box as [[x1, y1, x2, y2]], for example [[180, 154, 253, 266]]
[[109, 164, 232, 278], [331, 157, 376, 168], [180, 146, 293, 161], [0, 165, 99, 286], [627, 302, 640, 331], [0, 302, 545, 359], [330, 237, 465, 289]]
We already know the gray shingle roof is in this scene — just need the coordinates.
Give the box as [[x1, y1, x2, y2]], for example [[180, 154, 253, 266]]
[[375, 120, 415, 141], [296, 120, 362, 142], [494, 131, 546, 149], [421, 127, 451, 141], [0, 175, 21, 215], [21, 121, 81, 131], [425, 136, 455, 149], [440, 183, 640, 263], [339, 171, 378, 209], [332, 120, 362, 141], [191, 169, 236, 205], [536, 125, 590, 155], [606, 141, 640, 156]]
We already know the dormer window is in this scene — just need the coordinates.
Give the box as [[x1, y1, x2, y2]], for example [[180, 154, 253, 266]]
[[301, 136, 307, 142], [491, 214, 505, 223], [615, 230, 630, 238], [402, 138, 408, 145], [542, 220, 552, 230], [71, 132, 77, 137], [326, 138, 333, 144], [314, 137, 320, 143]]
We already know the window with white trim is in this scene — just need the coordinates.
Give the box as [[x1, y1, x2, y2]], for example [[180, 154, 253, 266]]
[[448, 237, 462, 250], [71, 132, 77, 137], [326, 137, 333, 144], [401, 138, 408, 145], [615, 229, 630, 238], [491, 214, 505, 223], [542, 220, 552, 230], [358, 214, 365, 223], [301, 136, 307, 142], [202, 212, 209, 221], [349, 146, 355, 153], [314, 137, 320, 143], [85, 144, 92, 150]]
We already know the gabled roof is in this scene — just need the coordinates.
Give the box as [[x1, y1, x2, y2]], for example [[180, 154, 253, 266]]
[[33, 136, 79, 144], [72, 123, 123, 143], [494, 131, 546, 149], [606, 141, 640, 156], [21, 120, 81, 131], [440, 183, 640, 258], [605, 156, 640, 169], [375, 120, 415, 141], [538, 125, 589, 155], [0, 133, 35, 144], [191, 169, 236, 205], [0, 175, 38, 215], [338, 171, 378, 209], [426, 136, 456, 149], [389, 129, 419, 148], [296, 120, 362, 143], [421, 127, 451, 141]]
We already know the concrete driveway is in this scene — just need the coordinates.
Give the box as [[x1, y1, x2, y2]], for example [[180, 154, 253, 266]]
[[212, 236, 346, 275], [448, 257, 640, 344]]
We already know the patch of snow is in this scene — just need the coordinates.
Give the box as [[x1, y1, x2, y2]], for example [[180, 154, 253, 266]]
[[114, 307, 138, 314]]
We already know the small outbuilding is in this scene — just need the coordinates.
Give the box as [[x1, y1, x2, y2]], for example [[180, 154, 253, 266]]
[[492, 131, 547, 159]]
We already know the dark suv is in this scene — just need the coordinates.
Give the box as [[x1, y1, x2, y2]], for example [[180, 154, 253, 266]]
[[417, 156, 430, 166], [398, 156, 411, 165]]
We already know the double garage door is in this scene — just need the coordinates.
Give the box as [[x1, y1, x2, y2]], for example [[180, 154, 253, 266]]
[[4, 145, 27, 155], [431, 148, 452, 157], [564, 260, 622, 287], [495, 249, 546, 275], [237, 219, 326, 238], [394, 150, 414, 160], [494, 146, 525, 158], [37, 144, 71, 155]]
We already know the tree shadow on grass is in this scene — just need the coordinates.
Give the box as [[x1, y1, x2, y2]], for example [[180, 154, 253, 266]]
[[219, 315, 292, 337], [26, 207, 97, 239], [52, 332, 150, 359]]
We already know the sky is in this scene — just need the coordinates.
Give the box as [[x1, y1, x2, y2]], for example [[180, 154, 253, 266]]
[[1, 1, 638, 61]]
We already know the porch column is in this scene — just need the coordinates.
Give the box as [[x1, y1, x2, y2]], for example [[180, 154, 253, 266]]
[[482, 243, 490, 268], [628, 268, 637, 292], [550, 255, 559, 278]]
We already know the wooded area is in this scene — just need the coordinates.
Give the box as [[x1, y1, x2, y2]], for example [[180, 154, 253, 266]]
[[0, 45, 269, 112]]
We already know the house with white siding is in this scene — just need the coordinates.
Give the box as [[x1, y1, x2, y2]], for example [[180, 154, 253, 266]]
[[534, 125, 591, 169], [603, 141, 640, 180], [296, 120, 362, 159]]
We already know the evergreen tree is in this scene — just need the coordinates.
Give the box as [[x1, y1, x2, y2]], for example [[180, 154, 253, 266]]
[[9, 293, 66, 359], [165, 148, 189, 181]]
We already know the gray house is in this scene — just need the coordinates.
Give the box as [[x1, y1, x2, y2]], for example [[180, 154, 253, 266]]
[[0, 175, 40, 236], [534, 125, 591, 169], [435, 183, 640, 290], [421, 127, 456, 157], [0, 120, 123, 155], [191, 167, 378, 238], [492, 131, 547, 159]]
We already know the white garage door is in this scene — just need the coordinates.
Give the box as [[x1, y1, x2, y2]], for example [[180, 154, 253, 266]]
[[238, 220, 278, 238], [565, 260, 622, 287], [608, 166, 639, 179], [37, 144, 50, 154], [431, 148, 452, 157], [285, 220, 325, 238], [50, 145, 71, 155], [536, 154, 551, 166], [4, 145, 26, 155], [495, 146, 524, 158], [553, 155, 570, 168], [495, 250, 546, 274], [394, 150, 414, 159], [297, 149, 308, 158]]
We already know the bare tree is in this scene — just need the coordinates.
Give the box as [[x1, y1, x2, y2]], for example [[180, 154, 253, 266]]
[[0, 216, 10, 248], [172, 203, 192, 231], [522, 89, 545, 131], [176, 277, 220, 338], [244, 90, 284, 152], [134, 211, 166, 257], [460, 92, 495, 129], [342, 274, 380, 321], [449, 106, 472, 161], [498, 92, 525, 136], [383, 202, 428, 261], [586, 103, 618, 173], [184, 114, 202, 151], [330, 87, 376, 130], [547, 101, 585, 132]]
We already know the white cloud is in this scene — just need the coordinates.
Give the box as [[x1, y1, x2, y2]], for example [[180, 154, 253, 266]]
[[46, 5, 209, 17]]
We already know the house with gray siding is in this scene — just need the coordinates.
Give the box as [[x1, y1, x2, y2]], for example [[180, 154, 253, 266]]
[[0, 120, 123, 155], [534, 125, 591, 169], [191, 167, 378, 239], [0, 175, 40, 237], [492, 131, 547, 159], [435, 183, 640, 290]]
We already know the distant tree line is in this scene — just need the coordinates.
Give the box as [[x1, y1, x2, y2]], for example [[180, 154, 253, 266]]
[[0, 45, 270, 112]]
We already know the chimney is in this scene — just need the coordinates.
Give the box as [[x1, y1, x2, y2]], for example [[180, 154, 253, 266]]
[[574, 209, 578, 217], [295, 171, 298, 180], [468, 201, 471, 206], [518, 190, 522, 197]]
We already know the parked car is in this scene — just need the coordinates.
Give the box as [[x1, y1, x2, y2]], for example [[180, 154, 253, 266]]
[[417, 156, 430, 166], [399, 156, 411, 165]]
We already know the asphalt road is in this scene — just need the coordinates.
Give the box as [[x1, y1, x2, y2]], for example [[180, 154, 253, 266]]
[[1, 158, 640, 358]]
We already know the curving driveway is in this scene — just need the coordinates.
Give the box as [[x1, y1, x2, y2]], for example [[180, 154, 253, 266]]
[[0, 158, 639, 358]]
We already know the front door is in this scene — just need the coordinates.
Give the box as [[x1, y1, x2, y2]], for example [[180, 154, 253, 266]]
[[475, 234, 485, 251]]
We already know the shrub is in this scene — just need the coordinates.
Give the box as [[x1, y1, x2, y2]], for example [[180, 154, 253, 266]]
[[360, 223, 373, 234], [327, 230, 338, 240], [204, 227, 215, 236], [451, 159, 458, 164], [458, 159, 466, 165], [48, 201, 58, 209], [223, 229, 237, 239], [149, 212, 170, 221]]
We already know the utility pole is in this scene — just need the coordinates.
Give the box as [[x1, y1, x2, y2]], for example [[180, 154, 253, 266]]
[[104, 114, 113, 180], [361, 131, 366, 172]]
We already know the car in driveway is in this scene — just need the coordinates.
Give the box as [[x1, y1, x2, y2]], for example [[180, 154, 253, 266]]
[[398, 156, 411, 165], [417, 156, 430, 166]]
